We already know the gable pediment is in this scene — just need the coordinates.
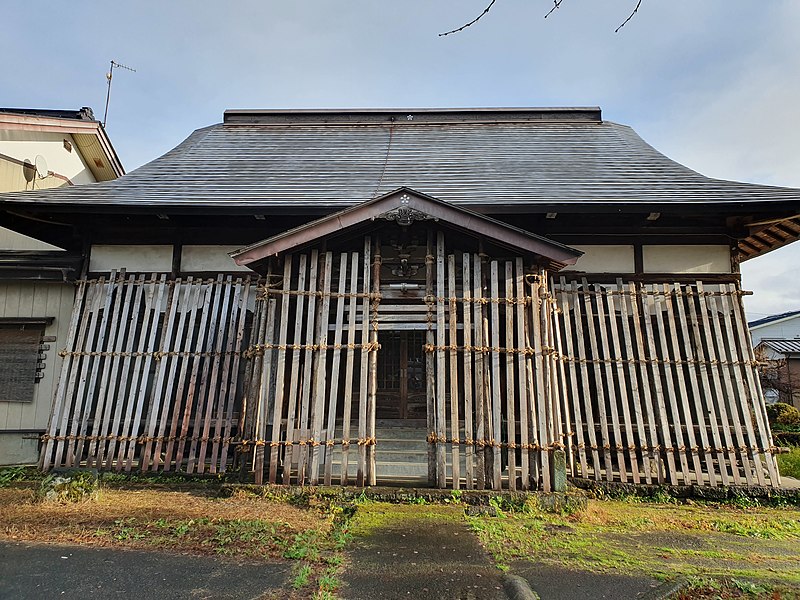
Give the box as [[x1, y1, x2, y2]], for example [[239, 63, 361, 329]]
[[230, 188, 582, 270]]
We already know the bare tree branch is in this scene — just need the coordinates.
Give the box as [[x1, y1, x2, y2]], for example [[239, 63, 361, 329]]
[[544, 0, 565, 20], [439, 0, 498, 37], [615, 0, 643, 33]]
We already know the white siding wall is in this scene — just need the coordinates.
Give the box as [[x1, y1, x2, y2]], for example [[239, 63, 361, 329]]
[[0, 281, 75, 465], [750, 315, 800, 347]]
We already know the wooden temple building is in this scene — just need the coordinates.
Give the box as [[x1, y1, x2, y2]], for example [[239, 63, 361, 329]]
[[1, 107, 798, 490]]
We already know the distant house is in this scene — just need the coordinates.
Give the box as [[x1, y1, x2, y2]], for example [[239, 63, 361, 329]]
[[750, 312, 800, 409], [0, 107, 123, 465], [0, 107, 796, 489]]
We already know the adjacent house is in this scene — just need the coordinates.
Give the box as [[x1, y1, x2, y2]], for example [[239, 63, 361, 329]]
[[0, 107, 796, 489], [750, 311, 800, 408], [0, 107, 123, 465]]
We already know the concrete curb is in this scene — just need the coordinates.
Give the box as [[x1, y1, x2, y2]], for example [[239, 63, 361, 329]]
[[503, 574, 540, 600], [638, 577, 690, 600]]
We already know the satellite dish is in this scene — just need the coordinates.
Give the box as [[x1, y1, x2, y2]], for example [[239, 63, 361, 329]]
[[22, 159, 35, 183], [34, 155, 48, 179]]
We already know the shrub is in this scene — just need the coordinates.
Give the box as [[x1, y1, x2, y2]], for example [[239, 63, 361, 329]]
[[767, 403, 800, 426]]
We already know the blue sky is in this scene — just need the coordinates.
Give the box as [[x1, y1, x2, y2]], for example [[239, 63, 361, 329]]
[[2, 0, 798, 318]]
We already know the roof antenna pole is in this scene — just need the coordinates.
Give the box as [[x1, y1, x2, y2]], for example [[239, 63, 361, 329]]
[[102, 60, 136, 128]]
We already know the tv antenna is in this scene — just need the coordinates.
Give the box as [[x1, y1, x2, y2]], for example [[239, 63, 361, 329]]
[[102, 60, 136, 127]]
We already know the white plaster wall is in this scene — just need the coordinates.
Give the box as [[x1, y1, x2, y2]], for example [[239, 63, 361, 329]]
[[0, 228, 62, 251], [562, 245, 635, 273], [181, 245, 251, 272], [89, 245, 173, 273], [0, 131, 95, 185], [642, 245, 731, 274]]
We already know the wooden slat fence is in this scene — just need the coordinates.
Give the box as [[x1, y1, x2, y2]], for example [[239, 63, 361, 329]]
[[40, 273, 252, 473], [246, 239, 379, 486], [426, 240, 559, 490], [552, 278, 780, 487]]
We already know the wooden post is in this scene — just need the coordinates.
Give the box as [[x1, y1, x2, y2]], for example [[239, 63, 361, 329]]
[[367, 239, 381, 486], [435, 232, 447, 488], [504, 261, 517, 491], [489, 261, 503, 490], [357, 238, 372, 487], [425, 233, 436, 486], [472, 253, 486, 490], [341, 252, 360, 485], [462, 253, 475, 490], [448, 254, 461, 489], [310, 252, 333, 484], [324, 253, 348, 485]]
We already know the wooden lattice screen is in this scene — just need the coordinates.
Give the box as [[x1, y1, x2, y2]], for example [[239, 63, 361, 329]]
[[551, 277, 780, 488], [40, 273, 251, 474], [426, 233, 560, 491], [245, 239, 379, 486]]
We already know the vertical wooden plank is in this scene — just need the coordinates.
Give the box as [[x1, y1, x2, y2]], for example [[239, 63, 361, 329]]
[[504, 261, 517, 491], [253, 290, 276, 483], [425, 234, 436, 485], [324, 253, 348, 486], [284, 254, 308, 485], [615, 279, 651, 484], [670, 283, 716, 485], [628, 282, 667, 484], [462, 253, 475, 490], [580, 278, 613, 483], [114, 274, 159, 470], [356, 238, 372, 487], [568, 281, 599, 480], [550, 277, 573, 479], [269, 258, 293, 484], [341, 252, 360, 485], [472, 254, 486, 490], [727, 283, 780, 486], [296, 250, 320, 484], [75, 272, 118, 467], [216, 278, 251, 473], [40, 280, 88, 470], [489, 261, 503, 490], [367, 239, 381, 487], [705, 285, 751, 484], [716, 285, 761, 485], [103, 275, 147, 470], [602, 283, 639, 482], [528, 274, 546, 487], [696, 282, 741, 485], [123, 274, 168, 471], [64, 278, 106, 467], [185, 275, 225, 474], [685, 282, 728, 486], [539, 271, 556, 491], [162, 279, 203, 471], [557, 277, 587, 479], [87, 271, 127, 468], [173, 279, 216, 471], [140, 277, 181, 470], [152, 278, 195, 470], [643, 285, 684, 484], [435, 233, 447, 488], [196, 277, 234, 473], [448, 254, 461, 489], [660, 283, 704, 484], [95, 275, 137, 468], [310, 252, 333, 484]]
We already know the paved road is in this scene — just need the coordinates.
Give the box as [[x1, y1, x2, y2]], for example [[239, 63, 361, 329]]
[[0, 541, 290, 600]]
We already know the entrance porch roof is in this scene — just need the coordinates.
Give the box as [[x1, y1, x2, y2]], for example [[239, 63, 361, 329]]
[[230, 188, 583, 271]]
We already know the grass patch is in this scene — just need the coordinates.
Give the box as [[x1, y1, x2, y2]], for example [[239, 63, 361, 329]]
[[778, 447, 800, 480], [468, 498, 800, 590]]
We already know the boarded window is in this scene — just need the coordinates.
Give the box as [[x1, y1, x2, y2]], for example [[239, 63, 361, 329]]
[[0, 323, 45, 403]]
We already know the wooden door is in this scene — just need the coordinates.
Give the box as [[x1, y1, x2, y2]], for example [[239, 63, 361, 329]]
[[376, 331, 426, 420]]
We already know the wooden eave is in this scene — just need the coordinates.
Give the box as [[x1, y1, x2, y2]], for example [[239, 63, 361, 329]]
[[737, 213, 800, 261], [230, 188, 583, 271]]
